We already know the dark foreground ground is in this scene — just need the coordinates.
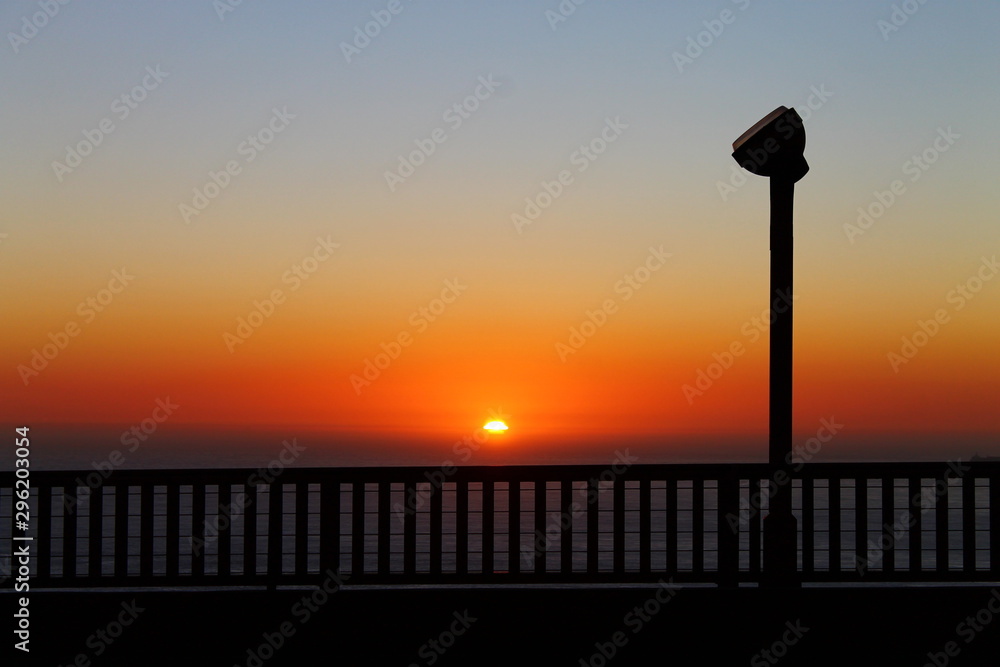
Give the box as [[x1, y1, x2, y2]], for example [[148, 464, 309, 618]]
[[6, 584, 1000, 666]]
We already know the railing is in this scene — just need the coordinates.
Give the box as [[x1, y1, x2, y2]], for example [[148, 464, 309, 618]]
[[2, 462, 998, 588]]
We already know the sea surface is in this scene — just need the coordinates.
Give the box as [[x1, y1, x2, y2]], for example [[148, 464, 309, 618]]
[[6, 423, 999, 470]]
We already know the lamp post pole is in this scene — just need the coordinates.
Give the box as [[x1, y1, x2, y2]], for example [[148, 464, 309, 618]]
[[770, 176, 794, 469], [765, 174, 797, 587], [731, 106, 808, 587]]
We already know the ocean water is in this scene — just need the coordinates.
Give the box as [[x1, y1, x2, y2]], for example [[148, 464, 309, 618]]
[[7, 423, 1000, 472]]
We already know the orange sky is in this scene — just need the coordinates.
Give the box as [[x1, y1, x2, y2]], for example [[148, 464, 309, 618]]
[[3, 2, 999, 464]]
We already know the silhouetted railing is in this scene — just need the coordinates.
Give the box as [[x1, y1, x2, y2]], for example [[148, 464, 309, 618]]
[[2, 462, 998, 588]]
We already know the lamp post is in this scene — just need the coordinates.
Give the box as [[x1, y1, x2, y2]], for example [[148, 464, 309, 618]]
[[732, 106, 808, 587]]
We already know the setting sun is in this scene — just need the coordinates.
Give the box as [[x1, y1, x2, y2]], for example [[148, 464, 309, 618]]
[[483, 420, 509, 433]]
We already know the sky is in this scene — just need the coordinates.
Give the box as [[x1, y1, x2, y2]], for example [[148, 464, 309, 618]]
[[2, 0, 999, 466]]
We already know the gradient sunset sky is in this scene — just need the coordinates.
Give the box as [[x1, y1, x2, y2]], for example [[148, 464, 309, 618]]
[[3, 1, 998, 465]]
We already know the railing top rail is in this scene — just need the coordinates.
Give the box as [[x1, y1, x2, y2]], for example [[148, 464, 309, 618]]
[[3, 460, 997, 485]]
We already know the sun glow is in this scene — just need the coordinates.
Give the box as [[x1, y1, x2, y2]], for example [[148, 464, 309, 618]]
[[483, 420, 508, 433]]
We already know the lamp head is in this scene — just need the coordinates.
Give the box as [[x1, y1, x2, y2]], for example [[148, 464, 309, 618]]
[[732, 106, 808, 182]]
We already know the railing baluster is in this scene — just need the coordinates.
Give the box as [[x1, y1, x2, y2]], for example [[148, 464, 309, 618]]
[[296, 482, 309, 577], [244, 484, 257, 577], [268, 482, 283, 584], [115, 485, 129, 578], [908, 477, 922, 573], [482, 481, 494, 575], [718, 475, 738, 586], [404, 481, 416, 575], [991, 475, 1000, 577], [828, 478, 840, 574], [140, 484, 153, 579], [89, 485, 103, 578], [192, 483, 206, 578], [962, 474, 976, 572], [747, 478, 761, 575], [456, 481, 468, 576], [319, 481, 340, 575], [692, 479, 704, 575], [802, 477, 814, 575], [352, 483, 365, 576], [560, 481, 573, 574], [166, 484, 179, 577], [639, 479, 651, 575], [64, 485, 78, 579], [534, 480, 546, 574], [666, 479, 678, 575], [854, 479, 866, 574], [935, 474, 949, 573], [613, 478, 625, 574], [219, 483, 232, 578], [882, 478, 894, 574], [377, 482, 391, 576], [508, 481, 520, 574], [430, 481, 443, 576], [587, 478, 599, 575]]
